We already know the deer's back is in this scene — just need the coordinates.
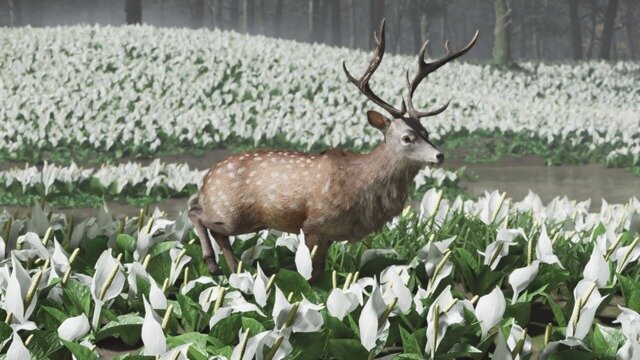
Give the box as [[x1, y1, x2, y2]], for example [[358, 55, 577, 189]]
[[199, 149, 329, 234]]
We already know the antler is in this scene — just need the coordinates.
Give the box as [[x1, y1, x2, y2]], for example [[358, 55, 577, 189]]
[[405, 30, 479, 119], [342, 19, 406, 119]]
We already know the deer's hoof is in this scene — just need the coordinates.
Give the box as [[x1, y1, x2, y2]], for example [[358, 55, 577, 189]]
[[204, 257, 222, 276]]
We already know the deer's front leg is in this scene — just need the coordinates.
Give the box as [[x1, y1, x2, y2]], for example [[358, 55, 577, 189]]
[[304, 233, 331, 283]]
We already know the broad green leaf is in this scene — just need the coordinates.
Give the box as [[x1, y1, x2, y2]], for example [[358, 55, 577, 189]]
[[617, 274, 640, 311], [328, 339, 370, 360], [210, 314, 242, 344], [241, 317, 266, 335], [116, 233, 136, 253], [399, 326, 422, 355], [61, 339, 100, 360], [61, 279, 92, 315], [591, 324, 625, 359], [95, 314, 144, 347], [273, 269, 318, 302]]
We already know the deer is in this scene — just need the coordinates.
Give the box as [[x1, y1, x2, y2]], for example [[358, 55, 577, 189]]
[[188, 20, 478, 283]]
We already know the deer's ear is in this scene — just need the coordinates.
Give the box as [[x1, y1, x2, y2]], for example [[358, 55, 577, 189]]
[[367, 110, 391, 130]]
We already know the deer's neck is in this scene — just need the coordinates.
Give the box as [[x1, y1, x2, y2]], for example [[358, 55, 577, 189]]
[[350, 142, 420, 204]]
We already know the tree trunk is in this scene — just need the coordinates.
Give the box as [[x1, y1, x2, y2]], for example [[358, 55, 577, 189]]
[[369, 0, 385, 46], [569, 0, 584, 60], [331, 0, 341, 46], [348, 0, 356, 47], [258, 0, 266, 33], [493, 0, 513, 66], [243, 0, 255, 34], [309, 0, 321, 43], [192, 0, 205, 28], [229, 0, 241, 31], [125, 0, 142, 25], [393, 1, 401, 53], [9, 0, 23, 26], [319, 0, 328, 42], [599, 0, 619, 60], [626, 0, 638, 60], [274, 0, 284, 37], [420, 13, 431, 56], [408, 1, 421, 52]]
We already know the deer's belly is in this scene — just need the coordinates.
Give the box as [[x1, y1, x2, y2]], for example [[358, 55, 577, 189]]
[[303, 202, 399, 241]]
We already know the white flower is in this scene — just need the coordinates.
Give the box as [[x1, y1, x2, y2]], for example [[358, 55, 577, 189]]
[[58, 314, 90, 341], [425, 285, 465, 356], [142, 296, 167, 355], [90, 249, 125, 304], [508, 261, 540, 303], [475, 287, 506, 337]]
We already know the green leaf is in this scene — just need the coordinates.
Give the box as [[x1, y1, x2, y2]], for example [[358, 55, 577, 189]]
[[40, 306, 70, 330], [0, 322, 11, 342], [328, 339, 370, 360], [81, 235, 110, 267], [617, 274, 640, 312], [167, 333, 209, 359], [591, 324, 625, 359], [274, 269, 318, 302], [116, 234, 136, 253], [241, 317, 266, 335], [399, 326, 422, 355], [539, 293, 567, 327], [440, 343, 482, 359], [289, 331, 328, 360], [61, 279, 92, 315], [474, 267, 504, 294], [149, 241, 178, 257], [61, 339, 100, 360], [359, 257, 405, 279], [25, 330, 64, 359], [326, 316, 354, 339], [210, 314, 242, 344], [505, 301, 531, 327], [95, 314, 143, 346], [394, 355, 424, 360]]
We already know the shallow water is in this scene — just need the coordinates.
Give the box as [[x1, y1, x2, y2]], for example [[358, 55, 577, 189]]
[[451, 156, 640, 210], [2, 151, 639, 217]]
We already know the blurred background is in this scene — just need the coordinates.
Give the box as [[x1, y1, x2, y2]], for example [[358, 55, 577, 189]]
[[0, 0, 638, 63]]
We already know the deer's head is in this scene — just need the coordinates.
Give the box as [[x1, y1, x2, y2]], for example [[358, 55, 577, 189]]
[[344, 19, 478, 166]]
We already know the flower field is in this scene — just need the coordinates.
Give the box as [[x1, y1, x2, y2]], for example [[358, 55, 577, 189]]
[[0, 26, 639, 168], [1, 24, 640, 359], [1, 190, 640, 358]]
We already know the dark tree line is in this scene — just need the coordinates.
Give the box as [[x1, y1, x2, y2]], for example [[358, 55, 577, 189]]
[[1, 0, 638, 62]]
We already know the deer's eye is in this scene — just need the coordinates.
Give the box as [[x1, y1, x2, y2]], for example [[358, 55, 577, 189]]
[[402, 135, 413, 144]]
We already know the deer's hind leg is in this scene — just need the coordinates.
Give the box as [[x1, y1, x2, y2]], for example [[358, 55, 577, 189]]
[[188, 209, 222, 275], [304, 233, 332, 283], [210, 232, 239, 273]]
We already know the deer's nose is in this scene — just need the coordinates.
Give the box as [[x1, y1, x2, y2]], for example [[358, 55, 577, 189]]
[[436, 153, 445, 164]]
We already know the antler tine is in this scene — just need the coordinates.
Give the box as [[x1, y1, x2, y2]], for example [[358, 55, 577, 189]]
[[406, 30, 479, 119], [342, 19, 406, 119]]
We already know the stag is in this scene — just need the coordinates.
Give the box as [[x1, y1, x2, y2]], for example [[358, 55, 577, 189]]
[[189, 20, 478, 282]]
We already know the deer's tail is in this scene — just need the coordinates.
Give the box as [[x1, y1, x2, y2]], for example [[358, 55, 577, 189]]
[[188, 193, 202, 213]]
